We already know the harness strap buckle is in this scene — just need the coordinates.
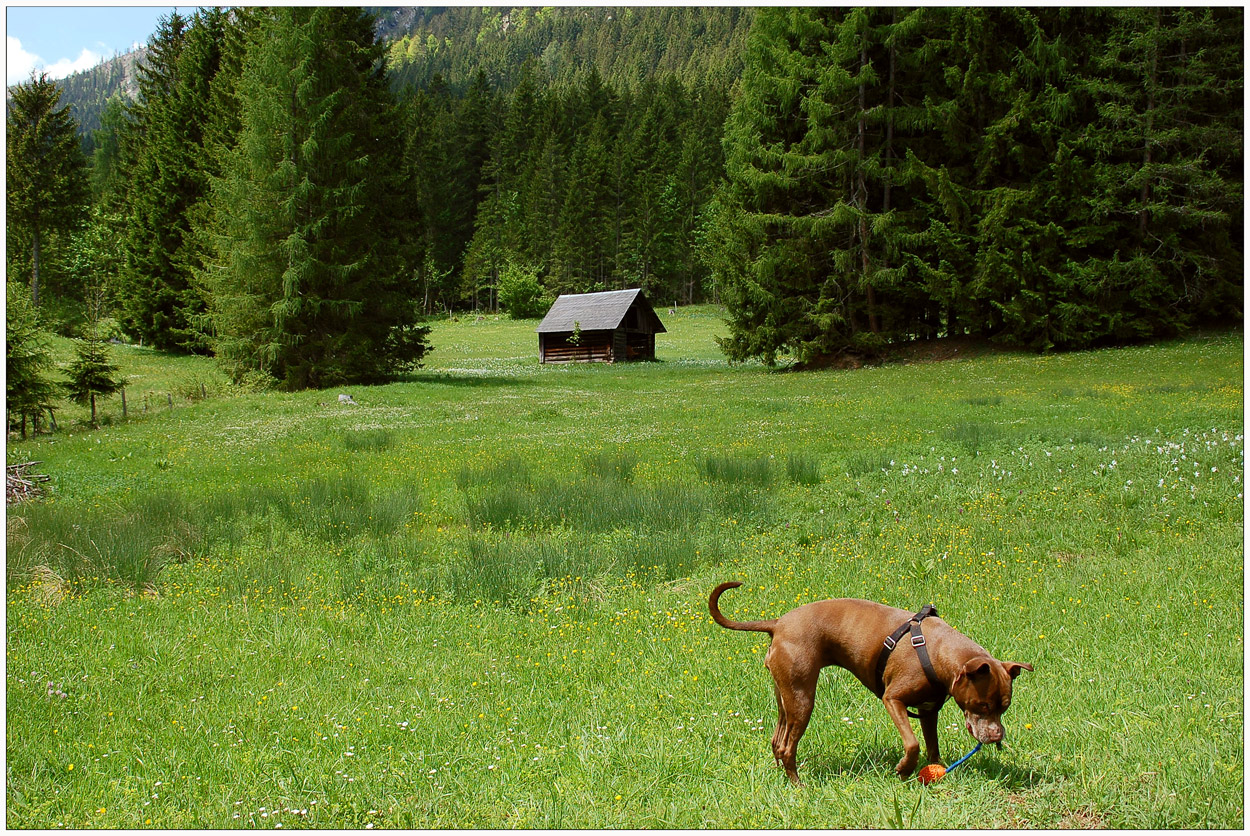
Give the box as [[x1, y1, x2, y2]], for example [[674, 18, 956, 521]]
[[911, 633, 927, 648], [883, 636, 898, 651]]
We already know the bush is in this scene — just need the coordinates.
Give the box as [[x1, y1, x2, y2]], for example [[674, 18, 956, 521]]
[[497, 262, 551, 319]]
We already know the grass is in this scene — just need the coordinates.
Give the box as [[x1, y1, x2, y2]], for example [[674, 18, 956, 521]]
[[699, 453, 774, 486], [5, 309, 1244, 829]]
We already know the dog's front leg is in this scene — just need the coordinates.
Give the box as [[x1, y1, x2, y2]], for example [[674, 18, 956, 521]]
[[882, 698, 921, 778], [918, 711, 942, 766]]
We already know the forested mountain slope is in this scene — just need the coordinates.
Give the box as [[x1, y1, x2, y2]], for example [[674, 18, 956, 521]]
[[373, 6, 752, 92], [37, 6, 754, 144]]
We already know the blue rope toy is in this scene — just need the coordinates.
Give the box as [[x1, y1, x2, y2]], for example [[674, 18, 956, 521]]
[[916, 742, 982, 784]]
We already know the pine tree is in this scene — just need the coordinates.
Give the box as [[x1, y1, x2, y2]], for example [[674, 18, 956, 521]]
[[65, 290, 122, 427], [400, 89, 454, 313], [554, 114, 613, 292], [621, 80, 683, 299], [1077, 7, 1244, 341], [201, 7, 428, 389], [118, 10, 232, 352], [117, 11, 187, 347], [6, 281, 60, 438], [90, 94, 129, 201], [519, 105, 566, 290], [711, 8, 863, 364], [674, 79, 728, 303], [447, 69, 496, 270], [6, 72, 91, 307], [464, 62, 540, 308]]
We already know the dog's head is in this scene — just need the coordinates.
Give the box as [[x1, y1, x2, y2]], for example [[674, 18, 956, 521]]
[[949, 657, 1032, 745]]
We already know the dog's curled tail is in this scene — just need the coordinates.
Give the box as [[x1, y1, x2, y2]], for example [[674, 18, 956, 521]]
[[708, 581, 777, 634]]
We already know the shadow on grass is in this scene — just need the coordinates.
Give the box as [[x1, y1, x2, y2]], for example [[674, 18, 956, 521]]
[[399, 371, 536, 388], [964, 753, 1061, 789], [798, 743, 1056, 790]]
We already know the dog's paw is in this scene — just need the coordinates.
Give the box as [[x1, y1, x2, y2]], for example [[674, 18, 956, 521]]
[[895, 756, 919, 779]]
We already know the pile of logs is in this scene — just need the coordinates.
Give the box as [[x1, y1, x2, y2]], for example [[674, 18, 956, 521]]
[[7, 461, 49, 504]]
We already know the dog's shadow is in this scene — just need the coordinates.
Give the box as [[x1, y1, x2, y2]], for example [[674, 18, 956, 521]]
[[801, 744, 1053, 790]]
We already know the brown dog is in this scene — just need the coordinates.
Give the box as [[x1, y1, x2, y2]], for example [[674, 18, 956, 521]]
[[709, 581, 1032, 783]]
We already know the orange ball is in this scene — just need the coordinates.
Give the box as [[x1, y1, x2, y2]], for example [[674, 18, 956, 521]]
[[917, 764, 947, 785]]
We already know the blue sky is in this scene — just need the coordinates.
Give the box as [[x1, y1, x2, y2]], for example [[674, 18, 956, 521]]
[[6, 5, 181, 85]]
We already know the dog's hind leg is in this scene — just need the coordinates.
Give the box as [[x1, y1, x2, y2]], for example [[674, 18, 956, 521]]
[[770, 680, 787, 768], [766, 645, 819, 785]]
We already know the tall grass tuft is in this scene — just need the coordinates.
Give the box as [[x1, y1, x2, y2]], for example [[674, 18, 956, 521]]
[[564, 481, 711, 532], [459, 457, 716, 533], [785, 452, 822, 485], [214, 476, 420, 543], [444, 528, 711, 607], [582, 450, 638, 483], [945, 421, 1001, 455], [456, 455, 530, 493], [7, 493, 198, 590], [339, 428, 395, 452], [464, 478, 714, 532], [447, 536, 542, 605], [464, 483, 536, 530], [699, 454, 772, 485], [845, 450, 895, 476], [618, 530, 702, 580]]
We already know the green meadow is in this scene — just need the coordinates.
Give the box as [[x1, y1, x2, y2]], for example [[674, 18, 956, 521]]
[[6, 309, 1243, 828]]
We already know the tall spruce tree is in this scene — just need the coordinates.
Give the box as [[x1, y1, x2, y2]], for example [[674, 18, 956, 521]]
[[90, 95, 129, 201], [463, 62, 540, 308], [400, 88, 455, 313], [6, 72, 91, 307], [200, 7, 428, 389], [621, 80, 683, 299], [1078, 7, 1244, 340], [124, 9, 238, 354], [711, 8, 859, 364], [119, 9, 238, 352], [674, 79, 729, 303], [711, 7, 1241, 363], [118, 11, 189, 347]]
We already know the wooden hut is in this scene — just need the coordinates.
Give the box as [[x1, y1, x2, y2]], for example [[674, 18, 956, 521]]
[[536, 289, 666, 364]]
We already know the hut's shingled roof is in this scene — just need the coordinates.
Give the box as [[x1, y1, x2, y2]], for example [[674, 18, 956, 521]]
[[536, 289, 666, 334]]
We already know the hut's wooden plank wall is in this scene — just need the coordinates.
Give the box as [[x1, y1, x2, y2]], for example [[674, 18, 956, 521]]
[[540, 333, 614, 363]]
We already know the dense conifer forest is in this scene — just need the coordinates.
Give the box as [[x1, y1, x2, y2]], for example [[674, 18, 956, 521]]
[[6, 6, 1243, 398]]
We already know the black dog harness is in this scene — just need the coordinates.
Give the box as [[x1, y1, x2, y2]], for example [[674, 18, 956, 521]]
[[873, 604, 948, 718]]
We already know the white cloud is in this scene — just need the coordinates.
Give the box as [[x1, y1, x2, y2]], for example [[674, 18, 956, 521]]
[[44, 48, 103, 81], [7, 36, 42, 85], [7, 37, 103, 86]]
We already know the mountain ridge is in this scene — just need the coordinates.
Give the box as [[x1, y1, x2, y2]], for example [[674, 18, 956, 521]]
[[22, 6, 755, 146]]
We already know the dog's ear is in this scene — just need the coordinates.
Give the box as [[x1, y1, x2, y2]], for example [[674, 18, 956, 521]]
[[958, 659, 993, 683], [1003, 661, 1033, 679]]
